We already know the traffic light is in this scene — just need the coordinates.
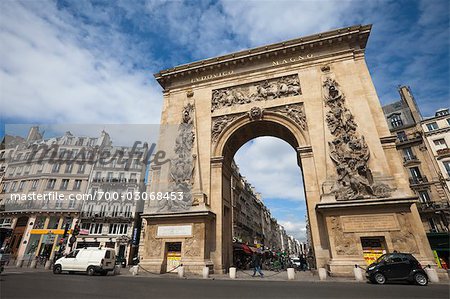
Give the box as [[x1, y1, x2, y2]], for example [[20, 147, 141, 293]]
[[73, 222, 80, 236]]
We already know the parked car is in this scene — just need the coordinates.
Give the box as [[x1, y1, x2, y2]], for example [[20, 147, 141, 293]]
[[366, 253, 428, 286], [291, 258, 301, 269], [53, 247, 116, 276]]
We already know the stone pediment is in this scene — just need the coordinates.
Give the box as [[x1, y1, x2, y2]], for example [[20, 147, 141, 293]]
[[154, 24, 371, 90]]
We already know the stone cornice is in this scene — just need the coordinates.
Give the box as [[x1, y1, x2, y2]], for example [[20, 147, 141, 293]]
[[154, 24, 372, 89]]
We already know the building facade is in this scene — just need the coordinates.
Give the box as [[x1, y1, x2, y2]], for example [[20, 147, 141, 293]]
[[78, 143, 148, 265], [230, 161, 299, 252], [382, 87, 450, 268], [0, 127, 149, 268]]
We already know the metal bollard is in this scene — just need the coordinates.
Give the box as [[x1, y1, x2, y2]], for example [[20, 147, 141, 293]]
[[129, 265, 139, 276], [202, 266, 209, 279], [287, 268, 295, 280], [229, 267, 236, 279], [177, 266, 185, 278], [353, 265, 364, 282], [318, 268, 327, 280], [16, 259, 23, 268], [29, 259, 37, 269], [114, 265, 121, 275]]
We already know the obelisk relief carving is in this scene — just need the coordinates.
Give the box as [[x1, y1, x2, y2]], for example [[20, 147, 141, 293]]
[[323, 78, 392, 201], [158, 103, 195, 211]]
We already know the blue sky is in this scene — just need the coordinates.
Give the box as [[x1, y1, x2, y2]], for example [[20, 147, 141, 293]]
[[1, 0, 449, 240]]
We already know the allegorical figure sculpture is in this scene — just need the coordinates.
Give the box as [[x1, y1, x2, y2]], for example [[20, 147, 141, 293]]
[[323, 78, 391, 200], [158, 103, 195, 212]]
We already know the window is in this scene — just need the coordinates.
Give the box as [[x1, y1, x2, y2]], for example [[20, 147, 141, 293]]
[[89, 223, 103, 234], [37, 162, 44, 173], [16, 166, 23, 175], [418, 191, 431, 204], [60, 179, 69, 190], [66, 250, 79, 258], [119, 172, 125, 182], [65, 163, 73, 173], [68, 198, 76, 209], [47, 179, 56, 190], [2, 182, 9, 192], [16, 153, 22, 161], [10, 181, 17, 192], [24, 165, 31, 174], [73, 180, 82, 190], [107, 172, 113, 182], [409, 167, 422, 179], [52, 163, 61, 173], [444, 161, 450, 176], [428, 218, 438, 233], [403, 147, 415, 161], [109, 223, 128, 235], [397, 131, 407, 142], [55, 198, 63, 209], [390, 114, 403, 127], [17, 181, 25, 191], [426, 122, 439, 131], [30, 179, 39, 190], [77, 163, 86, 174], [0, 218, 12, 227], [433, 139, 447, 149], [76, 138, 85, 146]]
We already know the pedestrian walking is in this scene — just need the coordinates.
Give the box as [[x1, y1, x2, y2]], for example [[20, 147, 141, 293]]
[[252, 251, 264, 277]]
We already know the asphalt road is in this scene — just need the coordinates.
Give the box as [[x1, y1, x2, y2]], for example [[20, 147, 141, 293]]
[[1, 271, 448, 299]]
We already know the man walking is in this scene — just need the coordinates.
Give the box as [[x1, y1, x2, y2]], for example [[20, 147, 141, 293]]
[[252, 251, 264, 277]]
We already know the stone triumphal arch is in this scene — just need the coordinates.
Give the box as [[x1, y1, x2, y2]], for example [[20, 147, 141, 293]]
[[139, 25, 436, 275]]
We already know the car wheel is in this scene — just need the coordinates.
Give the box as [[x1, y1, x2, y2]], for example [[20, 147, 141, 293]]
[[414, 273, 428, 286], [87, 266, 96, 276], [53, 264, 62, 274], [374, 273, 386, 285]]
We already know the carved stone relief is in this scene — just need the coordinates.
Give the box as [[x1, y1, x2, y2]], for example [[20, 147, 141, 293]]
[[211, 103, 307, 143], [323, 78, 392, 201], [211, 74, 301, 111], [270, 104, 307, 130], [184, 223, 202, 257], [390, 213, 419, 253], [146, 226, 163, 258], [248, 107, 264, 121], [157, 103, 195, 212], [329, 216, 359, 256]]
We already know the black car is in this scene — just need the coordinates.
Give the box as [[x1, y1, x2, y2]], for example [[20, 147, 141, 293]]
[[366, 253, 428, 286]]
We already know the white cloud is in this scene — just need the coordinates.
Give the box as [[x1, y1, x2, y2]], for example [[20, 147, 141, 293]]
[[234, 137, 305, 201], [279, 219, 307, 241], [0, 1, 162, 126]]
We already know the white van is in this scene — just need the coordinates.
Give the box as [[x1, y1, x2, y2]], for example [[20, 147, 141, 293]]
[[53, 247, 116, 276]]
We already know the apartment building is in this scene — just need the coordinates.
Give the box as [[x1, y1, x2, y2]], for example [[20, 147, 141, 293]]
[[382, 86, 450, 268]]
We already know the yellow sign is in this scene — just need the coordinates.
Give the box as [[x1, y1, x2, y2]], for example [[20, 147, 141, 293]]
[[166, 252, 181, 272], [30, 229, 72, 235], [363, 249, 383, 265]]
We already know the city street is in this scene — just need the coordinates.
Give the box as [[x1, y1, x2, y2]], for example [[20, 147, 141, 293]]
[[1, 271, 448, 299]]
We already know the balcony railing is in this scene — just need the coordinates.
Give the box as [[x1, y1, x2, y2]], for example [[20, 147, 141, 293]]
[[92, 177, 138, 183], [81, 211, 134, 219], [403, 155, 419, 163], [417, 201, 450, 212], [409, 176, 428, 185], [436, 148, 450, 156]]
